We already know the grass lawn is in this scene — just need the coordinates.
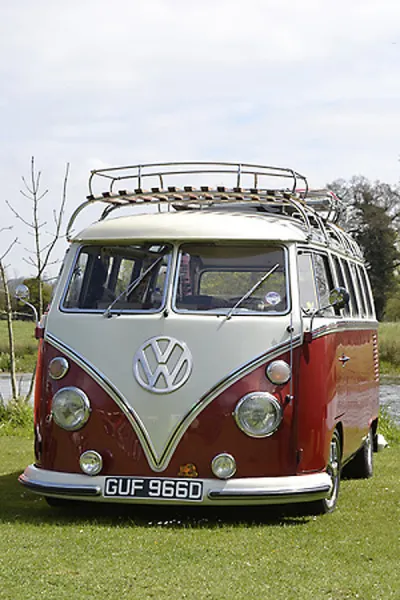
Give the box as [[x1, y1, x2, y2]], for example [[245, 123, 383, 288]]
[[0, 320, 37, 372], [0, 434, 398, 600]]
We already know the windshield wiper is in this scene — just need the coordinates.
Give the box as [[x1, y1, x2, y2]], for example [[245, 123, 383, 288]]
[[223, 263, 280, 322], [103, 255, 165, 318]]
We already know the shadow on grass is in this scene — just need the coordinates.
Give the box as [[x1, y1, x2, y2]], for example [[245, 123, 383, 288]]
[[0, 471, 312, 528]]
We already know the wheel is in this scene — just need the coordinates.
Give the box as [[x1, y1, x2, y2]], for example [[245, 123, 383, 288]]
[[308, 429, 342, 515], [342, 428, 373, 479]]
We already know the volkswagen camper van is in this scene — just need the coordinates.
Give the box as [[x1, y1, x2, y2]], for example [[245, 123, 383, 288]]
[[19, 162, 380, 514]]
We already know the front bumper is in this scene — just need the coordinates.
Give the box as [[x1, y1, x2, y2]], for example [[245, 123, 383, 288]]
[[19, 465, 332, 506]]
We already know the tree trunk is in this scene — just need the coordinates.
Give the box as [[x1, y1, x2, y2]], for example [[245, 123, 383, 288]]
[[0, 260, 18, 400]]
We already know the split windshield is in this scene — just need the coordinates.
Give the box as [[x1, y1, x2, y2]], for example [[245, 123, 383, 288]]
[[62, 243, 288, 315], [62, 244, 172, 312], [175, 244, 287, 314]]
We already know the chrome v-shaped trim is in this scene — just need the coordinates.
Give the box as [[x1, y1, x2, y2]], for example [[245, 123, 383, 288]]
[[45, 332, 301, 471]]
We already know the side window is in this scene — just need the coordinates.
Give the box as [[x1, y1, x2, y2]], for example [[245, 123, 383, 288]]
[[313, 253, 334, 315], [341, 259, 360, 317], [298, 251, 334, 315], [297, 252, 318, 313], [353, 264, 367, 317], [332, 255, 350, 316], [359, 266, 374, 317]]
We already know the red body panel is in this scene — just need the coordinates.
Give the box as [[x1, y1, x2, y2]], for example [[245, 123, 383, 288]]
[[296, 326, 379, 472]]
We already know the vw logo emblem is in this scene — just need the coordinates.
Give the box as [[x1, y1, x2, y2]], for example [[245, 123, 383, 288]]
[[133, 336, 193, 394]]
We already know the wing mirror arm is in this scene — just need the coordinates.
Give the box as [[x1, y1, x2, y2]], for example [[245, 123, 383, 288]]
[[303, 287, 350, 344], [14, 284, 39, 325]]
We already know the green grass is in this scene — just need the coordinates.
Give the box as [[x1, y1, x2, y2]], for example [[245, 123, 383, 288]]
[[0, 399, 33, 437], [0, 416, 399, 600], [0, 320, 37, 372], [378, 322, 400, 373]]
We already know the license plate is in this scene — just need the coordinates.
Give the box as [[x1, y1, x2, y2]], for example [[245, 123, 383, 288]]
[[104, 477, 204, 501]]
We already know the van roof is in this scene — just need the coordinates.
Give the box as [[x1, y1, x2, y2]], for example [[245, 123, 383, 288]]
[[73, 210, 308, 243]]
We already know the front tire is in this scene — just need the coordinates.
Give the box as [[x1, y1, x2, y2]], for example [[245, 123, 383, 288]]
[[309, 429, 342, 515]]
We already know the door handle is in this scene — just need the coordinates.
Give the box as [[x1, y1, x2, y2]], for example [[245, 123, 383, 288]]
[[338, 354, 350, 366]]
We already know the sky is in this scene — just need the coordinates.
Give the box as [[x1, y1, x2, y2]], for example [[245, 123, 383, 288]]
[[1, 0, 400, 278]]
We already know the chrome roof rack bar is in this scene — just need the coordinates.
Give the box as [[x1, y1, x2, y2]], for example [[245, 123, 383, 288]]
[[66, 162, 358, 257]]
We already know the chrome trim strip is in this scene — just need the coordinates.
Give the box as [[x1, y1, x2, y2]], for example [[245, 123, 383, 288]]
[[308, 319, 378, 341], [18, 474, 101, 497], [208, 484, 330, 500], [45, 332, 301, 472]]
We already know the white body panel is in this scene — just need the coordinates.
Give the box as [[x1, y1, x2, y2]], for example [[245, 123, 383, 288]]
[[74, 211, 307, 244]]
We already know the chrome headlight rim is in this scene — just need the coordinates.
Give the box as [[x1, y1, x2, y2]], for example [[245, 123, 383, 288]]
[[51, 386, 91, 431], [266, 360, 291, 385], [48, 357, 70, 380], [233, 392, 283, 438]]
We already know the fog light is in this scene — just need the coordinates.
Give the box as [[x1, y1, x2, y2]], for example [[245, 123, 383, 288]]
[[80, 450, 103, 476], [48, 357, 69, 380], [266, 360, 291, 385], [211, 453, 236, 479]]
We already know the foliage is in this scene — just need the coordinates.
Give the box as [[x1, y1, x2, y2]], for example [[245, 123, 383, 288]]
[[378, 406, 400, 445], [200, 271, 285, 299], [328, 176, 400, 321], [6, 157, 69, 318], [377, 322, 400, 370], [0, 399, 33, 437], [383, 281, 400, 321], [0, 320, 37, 372]]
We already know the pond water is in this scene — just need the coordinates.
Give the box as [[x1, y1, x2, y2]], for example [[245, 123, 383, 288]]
[[1, 373, 399, 424], [379, 376, 400, 424]]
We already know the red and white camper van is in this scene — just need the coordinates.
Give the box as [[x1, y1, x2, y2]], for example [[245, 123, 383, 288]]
[[19, 162, 379, 514]]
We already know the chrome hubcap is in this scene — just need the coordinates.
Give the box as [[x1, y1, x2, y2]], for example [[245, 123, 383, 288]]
[[326, 435, 340, 508]]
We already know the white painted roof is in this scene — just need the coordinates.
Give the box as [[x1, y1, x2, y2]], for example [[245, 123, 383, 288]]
[[73, 210, 308, 243]]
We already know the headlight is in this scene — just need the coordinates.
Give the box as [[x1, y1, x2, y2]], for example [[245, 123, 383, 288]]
[[211, 453, 236, 479], [51, 387, 91, 431], [80, 450, 103, 476], [266, 360, 291, 385], [234, 392, 282, 438]]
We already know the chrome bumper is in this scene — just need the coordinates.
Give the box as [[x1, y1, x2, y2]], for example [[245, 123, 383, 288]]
[[19, 465, 332, 506]]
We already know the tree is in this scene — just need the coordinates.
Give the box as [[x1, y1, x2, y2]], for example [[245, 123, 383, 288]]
[[7, 157, 70, 318], [0, 230, 18, 400], [328, 176, 400, 321], [22, 278, 53, 318]]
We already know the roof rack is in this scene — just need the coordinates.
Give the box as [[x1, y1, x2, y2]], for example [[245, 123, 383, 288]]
[[66, 162, 360, 258]]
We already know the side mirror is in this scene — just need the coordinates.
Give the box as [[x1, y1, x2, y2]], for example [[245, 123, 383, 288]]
[[14, 283, 39, 326], [328, 286, 350, 310], [15, 284, 30, 300]]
